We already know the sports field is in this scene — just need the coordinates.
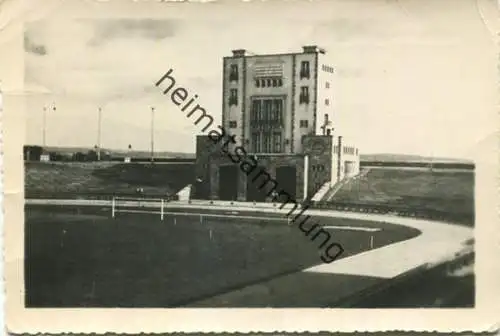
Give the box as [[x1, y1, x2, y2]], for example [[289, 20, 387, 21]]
[[333, 169, 474, 221], [24, 162, 194, 198], [25, 205, 421, 307]]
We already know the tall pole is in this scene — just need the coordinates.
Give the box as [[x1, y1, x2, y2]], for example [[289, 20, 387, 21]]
[[43, 102, 56, 148], [150, 106, 155, 163], [42, 106, 47, 147], [51, 102, 56, 145], [97, 107, 102, 161], [430, 152, 434, 172]]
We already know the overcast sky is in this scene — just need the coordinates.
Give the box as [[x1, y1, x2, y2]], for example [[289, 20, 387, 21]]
[[24, 0, 497, 159]]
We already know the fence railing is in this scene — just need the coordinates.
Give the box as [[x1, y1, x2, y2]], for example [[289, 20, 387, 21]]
[[25, 192, 474, 226], [111, 197, 166, 220], [308, 201, 474, 225]]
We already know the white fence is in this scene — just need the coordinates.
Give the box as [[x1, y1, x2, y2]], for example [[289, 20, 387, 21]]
[[111, 197, 166, 220]]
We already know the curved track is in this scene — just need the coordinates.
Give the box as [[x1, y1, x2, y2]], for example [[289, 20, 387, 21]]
[[26, 199, 473, 307]]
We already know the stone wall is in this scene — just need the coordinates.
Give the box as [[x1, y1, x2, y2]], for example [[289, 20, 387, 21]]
[[193, 134, 336, 202], [208, 154, 307, 202], [302, 135, 334, 198]]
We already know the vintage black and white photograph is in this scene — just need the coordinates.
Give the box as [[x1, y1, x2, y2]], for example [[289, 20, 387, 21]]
[[2, 0, 499, 333]]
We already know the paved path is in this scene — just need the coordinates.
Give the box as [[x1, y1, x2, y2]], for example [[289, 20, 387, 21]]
[[26, 198, 473, 306]]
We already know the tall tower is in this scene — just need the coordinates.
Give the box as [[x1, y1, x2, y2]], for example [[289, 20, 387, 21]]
[[221, 45, 335, 154]]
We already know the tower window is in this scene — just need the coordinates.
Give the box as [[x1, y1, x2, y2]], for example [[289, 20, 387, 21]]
[[325, 98, 330, 106], [229, 120, 237, 128], [229, 64, 239, 81], [299, 86, 309, 104], [255, 79, 260, 87], [300, 119, 309, 128], [229, 89, 238, 106], [300, 61, 310, 79], [325, 81, 330, 89]]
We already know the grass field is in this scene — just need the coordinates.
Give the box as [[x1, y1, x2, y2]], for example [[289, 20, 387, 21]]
[[333, 169, 474, 220], [25, 205, 421, 307], [24, 162, 194, 198]]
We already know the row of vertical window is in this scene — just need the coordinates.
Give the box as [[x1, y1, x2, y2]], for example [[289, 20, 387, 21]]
[[229, 87, 311, 106], [250, 99, 284, 127], [229, 61, 330, 85], [228, 60, 312, 83], [230, 89, 311, 108], [255, 78, 283, 87], [333, 146, 357, 155], [344, 146, 356, 155], [251, 132, 282, 153], [311, 164, 325, 172], [322, 64, 334, 73]]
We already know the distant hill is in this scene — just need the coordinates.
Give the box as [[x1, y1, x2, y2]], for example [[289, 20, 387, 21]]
[[42, 146, 196, 159], [359, 153, 473, 164], [36, 146, 471, 164]]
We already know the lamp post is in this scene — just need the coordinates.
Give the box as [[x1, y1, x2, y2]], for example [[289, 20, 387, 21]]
[[42, 106, 47, 148], [150, 106, 155, 163], [43, 102, 56, 148], [97, 107, 102, 161]]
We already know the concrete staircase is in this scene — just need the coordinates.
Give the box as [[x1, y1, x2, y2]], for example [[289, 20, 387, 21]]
[[322, 179, 348, 202], [321, 168, 372, 202], [177, 184, 192, 201], [310, 181, 332, 202]]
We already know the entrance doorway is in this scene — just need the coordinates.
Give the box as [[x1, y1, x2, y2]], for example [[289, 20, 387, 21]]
[[275, 166, 297, 200], [246, 166, 269, 202], [219, 165, 239, 201]]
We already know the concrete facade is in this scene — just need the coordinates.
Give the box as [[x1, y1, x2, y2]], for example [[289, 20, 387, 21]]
[[192, 46, 360, 202], [222, 46, 338, 154], [191, 135, 308, 201]]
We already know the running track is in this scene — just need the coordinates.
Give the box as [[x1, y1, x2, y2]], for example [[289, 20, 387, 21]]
[[26, 198, 473, 307]]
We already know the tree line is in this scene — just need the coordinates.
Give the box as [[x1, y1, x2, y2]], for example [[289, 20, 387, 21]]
[[23, 145, 112, 162]]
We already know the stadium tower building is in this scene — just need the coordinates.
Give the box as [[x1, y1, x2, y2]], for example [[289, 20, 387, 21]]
[[192, 45, 360, 202]]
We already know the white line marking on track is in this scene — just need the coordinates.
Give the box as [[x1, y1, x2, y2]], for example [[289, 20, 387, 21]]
[[323, 225, 381, 232], [115, 211, 384, 232], [27, 199, 473, 279]]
